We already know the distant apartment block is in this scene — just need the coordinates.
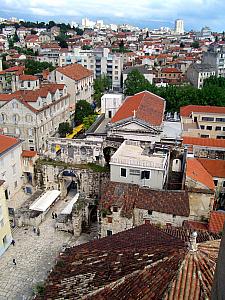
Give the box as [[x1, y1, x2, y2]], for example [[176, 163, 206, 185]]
[[203, 43, 225, 77], [186, 63, 216, 88]]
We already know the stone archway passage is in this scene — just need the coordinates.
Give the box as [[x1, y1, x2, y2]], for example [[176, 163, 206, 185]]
[[103, 147, 117, 165]]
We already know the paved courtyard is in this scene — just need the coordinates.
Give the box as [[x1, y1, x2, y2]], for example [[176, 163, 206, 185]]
[[0, 196, 96, 300]]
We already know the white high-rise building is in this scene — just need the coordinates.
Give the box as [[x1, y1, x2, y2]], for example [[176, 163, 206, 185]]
[[175, 19, 184, 34]]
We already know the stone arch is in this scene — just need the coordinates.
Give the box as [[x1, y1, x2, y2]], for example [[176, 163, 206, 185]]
[[103, 146, 117, 165], [59, 169, 81, 198]]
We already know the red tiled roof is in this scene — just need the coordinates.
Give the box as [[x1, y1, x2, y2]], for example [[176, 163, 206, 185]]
[[182, 220, 208, 231], [182, 136, 225, 149], [198, 159, 225, 178], [111, 91, 165, 126], [209, 211, 225, 233], [40, 224, 220, 300], [161, 67, 182, 73], [180, 105, 225, 117], [0, 134, 21, 155], [56, 63, 93, 81], [100, 181, 190, 217], [186, 158, 215, 190], [19, 74, 38, 81], [21, 150, 37, 157]]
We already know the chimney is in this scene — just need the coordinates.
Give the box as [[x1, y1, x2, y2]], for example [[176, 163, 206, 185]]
[[189, 231, 198, 252]]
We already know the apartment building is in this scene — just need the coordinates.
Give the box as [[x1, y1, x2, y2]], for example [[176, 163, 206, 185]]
[[0, 180, 12, 256], [71, 48, 124, 90], [180, 105, 225, 139], [186, 63, 215, 88], [0, 84, 71, 152], [101, 93, 123, 118], [0, 135, 23, 201], [203, 43, 225, 77], [49, 63, 93, 108]]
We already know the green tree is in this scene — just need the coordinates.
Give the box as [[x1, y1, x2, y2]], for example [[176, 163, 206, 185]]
[[93, 75, 111, 107], [58, 122, 73, 137], [124, 69, 153, 95], [83, 114, 97, 130], [191, 41, 200, 48], [74, 100, 94, 124], [24, 59, 55, 75], [82, 45, 92, 50]]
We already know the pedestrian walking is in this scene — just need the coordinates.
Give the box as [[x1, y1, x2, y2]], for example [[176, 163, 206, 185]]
[[11, 239, 15, 246], [12, 258, 16, 266], [52, 212, 55, 219], [37, 227, 40, 236], [54, 212, 58, 219], [33, 226, 36, 233]]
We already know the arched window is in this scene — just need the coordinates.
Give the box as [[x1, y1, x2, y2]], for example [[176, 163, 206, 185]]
[[0, 113, 7, 124], [12, 114, 20, 124], [25, 114, 33, 123]]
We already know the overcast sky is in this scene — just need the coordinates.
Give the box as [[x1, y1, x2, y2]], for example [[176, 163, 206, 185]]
[[1, 0, 224, 31]]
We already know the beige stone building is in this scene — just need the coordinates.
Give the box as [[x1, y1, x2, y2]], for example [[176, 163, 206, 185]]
[[180, 105, 225, 139], [0, 84, 71, 152], [49, 63, 94, 110], [0, 180, 12, 256]]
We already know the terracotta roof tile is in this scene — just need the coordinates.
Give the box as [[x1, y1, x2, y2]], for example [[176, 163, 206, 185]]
[[0, 134, 21, 155], [161, 67, 182, 73], [180, 105, 225, 117], [38, 224, 220, 300], [182, 136, 225, 149], [208, 211, 225, 233], [56, 63, 93, 81], [100, 181, 190, 217], [197, 159, 225, 178], [111, 91, 165, 126], [19, 74, 38, 81], [186, 158, 215, 190], [21, 150, 37, 157]]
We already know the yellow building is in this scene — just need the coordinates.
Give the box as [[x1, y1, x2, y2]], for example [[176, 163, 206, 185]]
[[180, 105, 225, 139], [0, 180, 12, 256]]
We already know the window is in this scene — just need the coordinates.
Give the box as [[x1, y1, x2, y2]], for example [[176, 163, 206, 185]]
[[215, 126, 221, 131], [120, 168, 127, 177], [113, 206, 118, 212], [201, 134, 209, 138], [214, 179, 218, 186], [216, 118, 225, 122], [141, 170, 150, 180], [26, 114, 33, 123], [28, 81, 30, 88], [14, 181, 17, 189], [0, 219, 4, 228], [12, 102, 18, 109], [61, 75, 63, 80], [202, 117, 214, 121], [0, 113, 7, 124], [12, 114, 20, 124], [206, 126, 212, 130], [148, 210, 152, 215], [200, 125, 205, 129], [223, 181, 225, 188], [129, 169, 140, 176], [28, 128, 33, 137], [107, 230, 112, 236], [173, 214, 176, 218], [15, 128, 20, 135], [12, 164, 16, 174], [107, 217, 112, 223]]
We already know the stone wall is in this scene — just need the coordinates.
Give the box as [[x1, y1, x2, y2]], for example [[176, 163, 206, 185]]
[[35, 161, 109, 199]]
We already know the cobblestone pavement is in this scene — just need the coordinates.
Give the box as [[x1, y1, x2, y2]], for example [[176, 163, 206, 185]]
[[0, 196, 93, 300]]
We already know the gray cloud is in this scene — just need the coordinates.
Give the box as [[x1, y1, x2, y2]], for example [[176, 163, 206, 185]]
[[1, 0, 225, 31]]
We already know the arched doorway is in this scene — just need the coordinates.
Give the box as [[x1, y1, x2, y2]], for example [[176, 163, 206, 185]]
[[103, 147, 117, 165], [59, 169, 80, 198]]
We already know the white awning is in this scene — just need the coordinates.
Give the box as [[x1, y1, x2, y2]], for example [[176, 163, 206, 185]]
[[29, 190, 61, 212], [60, 193, 79, 214]]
